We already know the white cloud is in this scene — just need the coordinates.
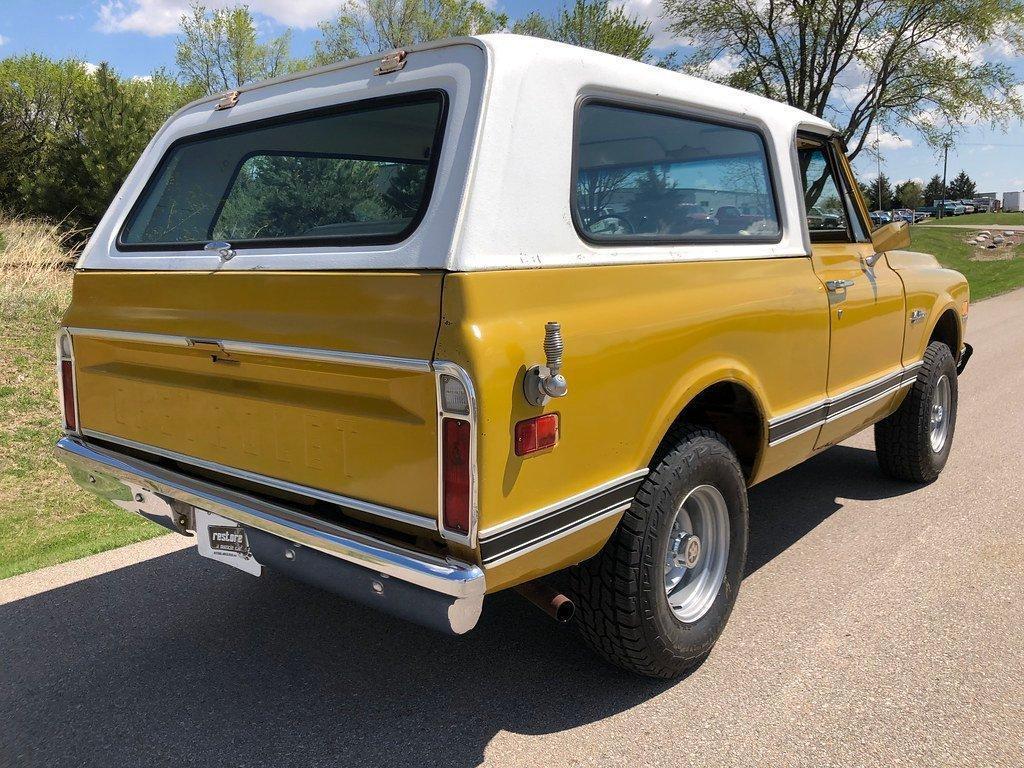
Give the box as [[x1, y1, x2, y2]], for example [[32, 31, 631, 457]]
[[705, 54, 741, 79], [873, 131, 913, 150], [0, 34, 8, 46], [619, 0, 674, 48], [96, 0, 339, 36], [81, 62, 100, 75]]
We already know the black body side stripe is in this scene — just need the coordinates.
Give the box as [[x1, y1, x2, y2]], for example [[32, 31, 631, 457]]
[[768, 361, 924, 445], [479, 476, 644, 565], [826, 370, 905, 417], [767, 404, 829, 444]]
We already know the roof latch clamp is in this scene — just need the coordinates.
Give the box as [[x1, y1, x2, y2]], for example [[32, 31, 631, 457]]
[[374, 50, 407, 75], [215, 90, 239, 110]]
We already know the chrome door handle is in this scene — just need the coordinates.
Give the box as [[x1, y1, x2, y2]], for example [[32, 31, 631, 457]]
[[826, 279, 855, 292]]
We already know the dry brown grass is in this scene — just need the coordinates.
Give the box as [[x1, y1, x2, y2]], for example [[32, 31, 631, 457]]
[[0, 217, 77, 315], [0, 216, 159, 579]]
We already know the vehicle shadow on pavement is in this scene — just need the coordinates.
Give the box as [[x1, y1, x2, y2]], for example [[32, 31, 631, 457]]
[[745, 444, 917, 576], [1, 446, 916, 768]]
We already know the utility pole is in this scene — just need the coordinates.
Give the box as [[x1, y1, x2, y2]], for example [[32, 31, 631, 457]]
[[876, 124, 883, 213], [938, 141, 950, 220]]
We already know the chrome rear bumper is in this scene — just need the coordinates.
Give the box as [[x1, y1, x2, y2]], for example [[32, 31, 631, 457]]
[[55, 436, 486, 634]]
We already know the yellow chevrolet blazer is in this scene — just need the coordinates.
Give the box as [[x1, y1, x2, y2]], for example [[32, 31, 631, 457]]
[[55, 35, 971, 678]]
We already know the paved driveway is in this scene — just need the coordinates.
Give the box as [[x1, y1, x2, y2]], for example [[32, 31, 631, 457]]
[[2, 291, 1022, 768]]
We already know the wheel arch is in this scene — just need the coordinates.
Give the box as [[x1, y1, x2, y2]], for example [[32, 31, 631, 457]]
[[928, 305, 963, 362], [647, 371, 768, 483]]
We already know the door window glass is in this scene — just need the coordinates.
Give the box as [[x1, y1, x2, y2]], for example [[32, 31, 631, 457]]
[[797, 142, 853, 243]]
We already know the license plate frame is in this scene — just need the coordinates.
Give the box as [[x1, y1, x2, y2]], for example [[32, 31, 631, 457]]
[[195, 508, 262, 576]]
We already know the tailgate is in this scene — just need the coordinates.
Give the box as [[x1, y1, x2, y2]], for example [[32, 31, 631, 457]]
[[62, 270, 443, 523]]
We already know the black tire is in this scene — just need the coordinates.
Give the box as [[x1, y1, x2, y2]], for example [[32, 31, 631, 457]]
[[875, 341, 958, 483], [570, 427, 748, 679]]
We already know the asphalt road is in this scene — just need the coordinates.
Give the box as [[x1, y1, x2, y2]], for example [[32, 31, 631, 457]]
[[2, 290, 1023, 768]]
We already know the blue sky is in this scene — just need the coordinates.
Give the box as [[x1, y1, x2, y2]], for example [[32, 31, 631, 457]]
[[2, 0, 1023, 194]]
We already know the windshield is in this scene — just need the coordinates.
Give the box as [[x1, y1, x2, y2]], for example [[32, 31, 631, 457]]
[[119, 91, 446, 250]]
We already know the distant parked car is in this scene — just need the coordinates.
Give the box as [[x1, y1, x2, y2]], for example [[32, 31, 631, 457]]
[[806, 206, 842, 229], [958, 200, 975, 214], [871, 210, 892, 226], [892, 208, 915, 224], [714, 205, 760, 232], [934, 201, 964, 216]]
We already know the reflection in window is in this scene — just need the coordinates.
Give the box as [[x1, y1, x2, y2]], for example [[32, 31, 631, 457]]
[[120, 94, 443, 247], [797, 145, 852, 242], [574, 104, 780, 242]]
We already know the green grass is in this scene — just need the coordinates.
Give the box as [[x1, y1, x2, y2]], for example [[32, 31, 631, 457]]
[[909, 225, 1024, 301], [920, 211, 1024, 226], [0, 219, 162, 581]]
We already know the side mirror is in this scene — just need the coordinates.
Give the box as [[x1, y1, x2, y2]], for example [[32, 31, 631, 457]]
[[870, 220, 910, 254]]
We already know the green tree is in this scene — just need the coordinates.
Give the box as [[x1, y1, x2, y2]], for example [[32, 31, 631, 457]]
[[947, 170, 977, 199], [511, 12, 552, 38], [0, 54, 93, 211], [662, 0, 1024, 159], [0, 54, 197, 226], [313, 0, 507, 62], [863, 173, 894, 211], [176, 2, 298, 93], [24, 64, 195, 228], [923, 174, 947, 206], [893, 179, 924, 210], [512, 0, 653, 61], [547, 0, 652, 60]]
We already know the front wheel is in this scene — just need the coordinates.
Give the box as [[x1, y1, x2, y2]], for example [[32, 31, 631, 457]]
[[875, 341, 959, 482], [570, 427, 748, 679]]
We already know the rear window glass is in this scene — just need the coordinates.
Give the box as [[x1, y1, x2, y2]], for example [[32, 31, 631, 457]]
[[573, 103, 780, 243], [120, 92, 446, 249]]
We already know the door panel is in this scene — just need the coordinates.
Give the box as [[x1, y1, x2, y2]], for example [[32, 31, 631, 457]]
[[796, 137, 906, 449], [812, 243, 905, 447]]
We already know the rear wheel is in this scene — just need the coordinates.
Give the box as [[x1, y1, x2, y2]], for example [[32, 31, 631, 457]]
[[571, 427, 748, 678], [875, 341, 958, 482]]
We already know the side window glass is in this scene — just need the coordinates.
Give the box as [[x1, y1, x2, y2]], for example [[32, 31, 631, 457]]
[[796, 143, 852, 243], [574, 103, 781, 243]]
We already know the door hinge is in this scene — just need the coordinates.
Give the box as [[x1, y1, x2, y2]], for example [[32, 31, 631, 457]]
[[374, 50, 407, 75]]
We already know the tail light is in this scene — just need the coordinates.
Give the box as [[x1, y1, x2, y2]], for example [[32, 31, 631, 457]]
[[442, 418, 471, 534], [56, 330, 78, 432]]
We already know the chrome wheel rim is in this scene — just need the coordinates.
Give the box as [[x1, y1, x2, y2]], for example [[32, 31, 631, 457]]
[[664, 484, 730, 623], [930, 375, 951, 453]]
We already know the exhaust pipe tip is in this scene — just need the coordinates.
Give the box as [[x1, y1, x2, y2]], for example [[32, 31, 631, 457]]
[[515, 580, 575, 624], [551, 593, 575, 623]]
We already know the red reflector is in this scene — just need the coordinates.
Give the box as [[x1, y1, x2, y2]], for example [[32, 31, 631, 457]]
[[515, 413, 559, 456], [442, 418, 471, 533], [60, 359, 77, 431]]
